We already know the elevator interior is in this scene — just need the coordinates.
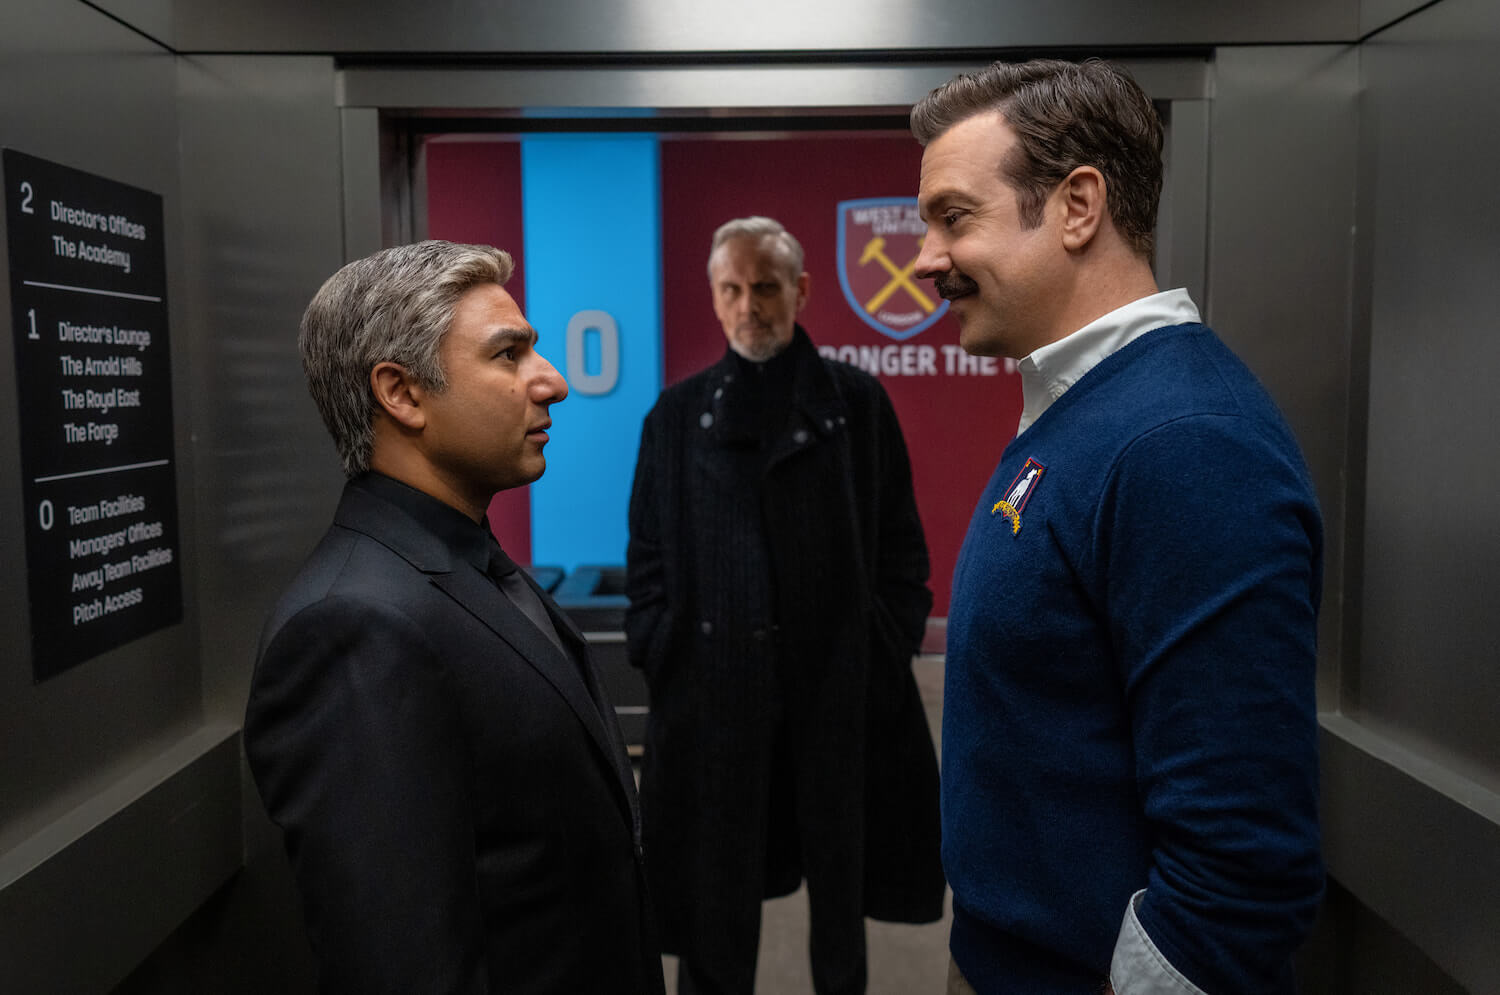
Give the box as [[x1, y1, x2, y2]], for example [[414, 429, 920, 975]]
[[1, 2, 1497, 992]]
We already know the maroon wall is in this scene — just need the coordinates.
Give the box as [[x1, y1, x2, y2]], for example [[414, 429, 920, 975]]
[[661, 134, 1020, 612], [424, 132, 1023, 609]]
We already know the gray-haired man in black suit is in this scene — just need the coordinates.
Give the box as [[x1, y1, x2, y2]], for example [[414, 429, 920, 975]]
[[246, 241, 664, 995]]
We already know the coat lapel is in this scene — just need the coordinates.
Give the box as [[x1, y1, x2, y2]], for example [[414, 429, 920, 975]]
[[765, 329, 848, 472], [691, 328, 851, 484]]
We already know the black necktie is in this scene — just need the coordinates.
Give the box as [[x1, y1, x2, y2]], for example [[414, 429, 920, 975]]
[[486, 542, 571, 662]]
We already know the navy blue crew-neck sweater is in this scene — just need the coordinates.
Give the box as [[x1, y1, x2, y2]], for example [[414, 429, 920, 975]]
[[944, 323, 1324, 994]]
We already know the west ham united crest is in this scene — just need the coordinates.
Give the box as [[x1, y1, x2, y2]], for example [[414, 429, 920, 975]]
[[992, 458, 1046, 536], [836, 197, 949, 341]]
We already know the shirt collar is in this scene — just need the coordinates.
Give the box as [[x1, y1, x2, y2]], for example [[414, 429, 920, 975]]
[[1016, 288, 1200, 435], [353, 471, 496, 574]]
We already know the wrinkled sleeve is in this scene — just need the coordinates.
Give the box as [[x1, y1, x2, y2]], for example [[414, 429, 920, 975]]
[[624, 404, 676, 676], [1101, 415, 1323, 995], [245, 597, 487, 995]]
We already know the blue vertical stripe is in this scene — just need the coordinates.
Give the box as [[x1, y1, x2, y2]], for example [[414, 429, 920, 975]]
[[521, 135, 662, 571]]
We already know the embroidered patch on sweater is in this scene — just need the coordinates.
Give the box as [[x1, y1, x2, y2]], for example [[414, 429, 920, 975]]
[[992, 458, 1046, 535]]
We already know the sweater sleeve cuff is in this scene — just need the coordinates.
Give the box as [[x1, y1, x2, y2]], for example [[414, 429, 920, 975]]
[[1109, 890, 1207, 995]]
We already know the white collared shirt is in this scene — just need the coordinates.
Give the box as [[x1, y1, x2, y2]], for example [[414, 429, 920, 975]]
[[1015, 288, 1201, 436]]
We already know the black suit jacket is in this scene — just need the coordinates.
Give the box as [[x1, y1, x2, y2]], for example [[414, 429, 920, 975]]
[[246, 477, 663, 994]]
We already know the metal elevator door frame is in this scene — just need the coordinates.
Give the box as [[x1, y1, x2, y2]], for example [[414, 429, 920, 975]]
[[331, 57, 1212, 306]]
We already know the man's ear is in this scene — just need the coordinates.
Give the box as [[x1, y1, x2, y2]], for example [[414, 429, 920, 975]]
[[370, 362, 426, 430], [1058, 165, 1106, 252], [795, 271, 811, 313]]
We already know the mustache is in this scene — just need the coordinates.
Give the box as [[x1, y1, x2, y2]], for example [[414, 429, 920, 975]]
[[934, 271, 979, 299]]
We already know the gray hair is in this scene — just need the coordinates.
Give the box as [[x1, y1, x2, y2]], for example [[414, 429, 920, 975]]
[[706, 216, 805, 281], [299, 240, 514, 477]]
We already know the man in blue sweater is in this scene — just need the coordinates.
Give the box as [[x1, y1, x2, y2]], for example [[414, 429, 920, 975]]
[[911, 60, 1324, 994]]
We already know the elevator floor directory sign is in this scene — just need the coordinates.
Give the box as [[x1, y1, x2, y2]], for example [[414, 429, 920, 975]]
[[4, 149, 183, 681]]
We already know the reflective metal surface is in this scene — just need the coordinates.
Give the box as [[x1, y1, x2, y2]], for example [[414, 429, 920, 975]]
[[1204, 44, 1361, 700], [167, 0, 1357, 53], [174, 53, 347, 722], [1343, 2, 1500, 986], [0, 0, 199, 856], [339, 59, 1210, 112], [0, 5, 239, 993]]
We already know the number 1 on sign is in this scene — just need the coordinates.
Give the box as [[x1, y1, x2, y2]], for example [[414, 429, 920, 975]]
[[28, 308, 40, 340]]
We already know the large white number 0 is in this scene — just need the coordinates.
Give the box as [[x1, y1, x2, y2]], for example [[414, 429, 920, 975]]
[[20, 181, 34, 214], [565, 310, 620, 396], [39, 500, 53, 531]]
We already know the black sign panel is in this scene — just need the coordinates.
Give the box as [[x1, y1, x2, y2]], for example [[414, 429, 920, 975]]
[[4, 149, 182, 681]]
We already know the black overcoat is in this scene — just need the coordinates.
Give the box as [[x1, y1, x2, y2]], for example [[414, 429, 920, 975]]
[[625, 328, 944, 958]]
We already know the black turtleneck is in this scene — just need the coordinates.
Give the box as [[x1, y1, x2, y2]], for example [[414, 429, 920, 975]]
[[726, 338, 799, 452], [354, 471, 495, 573]]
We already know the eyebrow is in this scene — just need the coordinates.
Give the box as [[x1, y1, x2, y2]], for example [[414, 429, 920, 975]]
[[482, 326, 537, 350], [917, 189, 956, 221]]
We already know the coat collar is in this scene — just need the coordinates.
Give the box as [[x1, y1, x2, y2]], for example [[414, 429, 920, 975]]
[[699, 326, 848, 467]]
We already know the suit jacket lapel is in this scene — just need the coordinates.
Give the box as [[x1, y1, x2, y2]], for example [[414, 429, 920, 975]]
[[334, 484, 639, 824], [532, 580, 641, 828], [431, 569, 626, 759]]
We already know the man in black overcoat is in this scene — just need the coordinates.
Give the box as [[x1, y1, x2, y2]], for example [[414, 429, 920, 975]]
[[625, 217, 944, 995], [245, 241, 664, 995]]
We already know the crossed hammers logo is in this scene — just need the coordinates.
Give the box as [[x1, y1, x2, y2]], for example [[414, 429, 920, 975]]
[[858, 235, 936, 315]]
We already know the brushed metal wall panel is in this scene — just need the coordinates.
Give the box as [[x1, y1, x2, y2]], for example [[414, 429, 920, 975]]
[[0, 0, 201, 854], [1203, 44, 1361, 698], [1321, 716, 1500, 991], [340, 108, 384, 260], [1315, 0, 1500, 987], [339, 59, 1210, 112], [174, 53, 347, 724], [0, 727, 242, 994], [167, 0, 1358, 53], [86, 0, 175, 47], [1155, 98, 1210, 309], [1359, 0, 1500, 796], [1360, 0, 1433, 37]]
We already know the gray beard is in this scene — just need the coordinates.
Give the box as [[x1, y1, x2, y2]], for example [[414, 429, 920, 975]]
[[729, 332, 790, 363]]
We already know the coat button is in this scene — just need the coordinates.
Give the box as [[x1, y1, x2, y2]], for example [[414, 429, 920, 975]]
[[793, 428, 809, 444], [752, 627, 767, 640], [700, 412, 714, 429], [700, 619, 714, 635]]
